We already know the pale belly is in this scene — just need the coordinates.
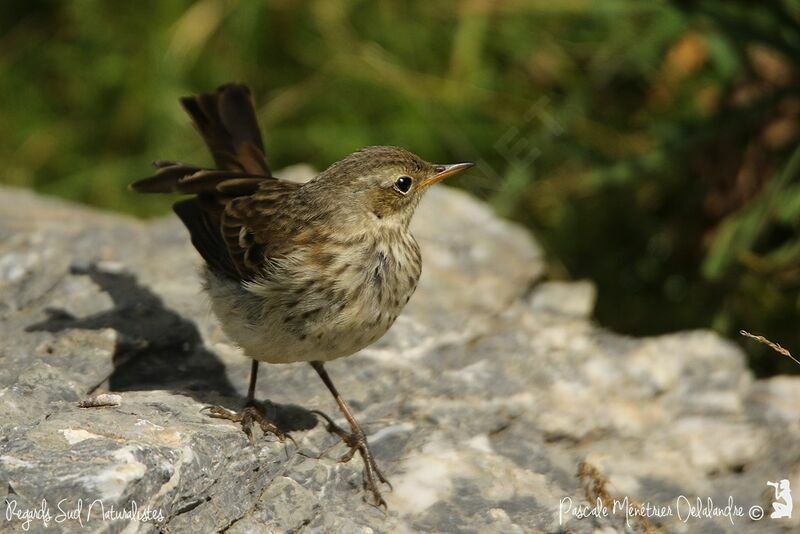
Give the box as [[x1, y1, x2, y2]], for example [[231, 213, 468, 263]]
[[202, 234, 420, 363], [208, 280, 401, 363]]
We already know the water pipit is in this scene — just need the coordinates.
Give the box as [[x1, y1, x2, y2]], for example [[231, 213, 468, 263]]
[[130, 83, 473, 507]]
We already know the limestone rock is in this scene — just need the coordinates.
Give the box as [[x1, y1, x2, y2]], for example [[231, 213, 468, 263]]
[[0, 181, 797, 533]]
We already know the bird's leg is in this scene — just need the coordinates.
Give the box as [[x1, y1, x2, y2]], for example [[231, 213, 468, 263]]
[[310, 361, 390, 508], [203, 360, 293, 445], [247, 358, 259, 402]]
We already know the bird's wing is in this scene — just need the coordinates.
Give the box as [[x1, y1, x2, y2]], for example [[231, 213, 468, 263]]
[[219, 179, 304, 280], [133, 163, 302, 281], [130, 84, 300, 281]]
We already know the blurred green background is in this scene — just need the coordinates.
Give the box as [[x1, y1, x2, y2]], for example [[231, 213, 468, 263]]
[[3, 0, 799, 374]]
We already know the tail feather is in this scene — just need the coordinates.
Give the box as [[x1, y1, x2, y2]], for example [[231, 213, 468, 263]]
[[130, 165, 264, 195], [180, 84, 270, 176], [129, 83, 274, 282]]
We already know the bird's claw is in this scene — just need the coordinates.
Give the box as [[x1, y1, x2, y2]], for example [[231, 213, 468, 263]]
[[311, 410, 391, 508], [203, 403, 296, 447]]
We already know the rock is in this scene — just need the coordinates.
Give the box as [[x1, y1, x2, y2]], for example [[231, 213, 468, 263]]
[[527, 280, 596, 318], [0, 181, 798, 533]]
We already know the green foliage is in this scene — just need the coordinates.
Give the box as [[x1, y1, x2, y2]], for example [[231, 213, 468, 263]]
[[2, 0, 798, 373]]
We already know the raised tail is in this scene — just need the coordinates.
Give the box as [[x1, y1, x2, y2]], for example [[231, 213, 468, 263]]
[[129, 84, 275, 281], [130, 83, 271, 195], [180, 83, 271, 176]]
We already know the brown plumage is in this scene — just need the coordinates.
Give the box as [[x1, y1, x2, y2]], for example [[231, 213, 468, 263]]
[[131, 84, 286, 279], [130, 83, 473, 507]]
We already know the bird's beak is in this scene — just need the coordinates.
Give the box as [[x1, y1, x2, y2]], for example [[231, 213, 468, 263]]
[[421, 162, 475, 188]]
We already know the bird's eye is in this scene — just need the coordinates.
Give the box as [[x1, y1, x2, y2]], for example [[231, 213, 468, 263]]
[[394, 175, 413, 194]]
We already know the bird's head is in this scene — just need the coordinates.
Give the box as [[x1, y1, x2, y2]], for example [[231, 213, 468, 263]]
[[307, 146, 473, 227]]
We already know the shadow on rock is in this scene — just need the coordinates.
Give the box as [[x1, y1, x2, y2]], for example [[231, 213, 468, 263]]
[[26, 264, 317, 433]]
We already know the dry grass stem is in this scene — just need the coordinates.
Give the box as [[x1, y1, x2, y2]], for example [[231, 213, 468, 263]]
[[739, 330, 800, 366]]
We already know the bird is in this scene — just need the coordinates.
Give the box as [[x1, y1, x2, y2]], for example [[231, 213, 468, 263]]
[[129, 83, 473, 507]]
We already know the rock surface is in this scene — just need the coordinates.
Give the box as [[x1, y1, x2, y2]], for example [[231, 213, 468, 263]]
[[1, 178, 799, 533]]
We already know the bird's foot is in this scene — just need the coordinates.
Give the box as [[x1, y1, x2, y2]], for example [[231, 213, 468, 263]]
[[312, 410, 391, 509], [202, 402, 295, 447]]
